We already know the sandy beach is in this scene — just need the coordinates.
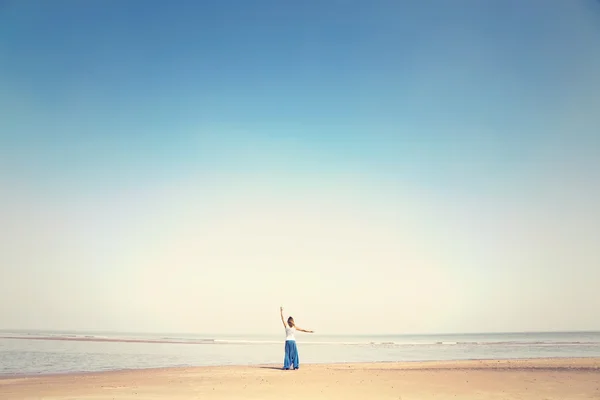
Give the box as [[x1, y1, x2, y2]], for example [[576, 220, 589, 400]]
[[1, 358, 599, 400]]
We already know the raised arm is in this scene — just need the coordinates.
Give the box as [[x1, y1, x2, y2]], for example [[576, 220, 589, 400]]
[[280, 307, 287, 328]]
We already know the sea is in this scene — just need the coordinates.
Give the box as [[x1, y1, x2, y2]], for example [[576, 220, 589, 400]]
[[1, 330, 600, 376]]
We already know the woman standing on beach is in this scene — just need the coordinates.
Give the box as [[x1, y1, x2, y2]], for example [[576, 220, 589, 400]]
[[280, 307, 314, 370]]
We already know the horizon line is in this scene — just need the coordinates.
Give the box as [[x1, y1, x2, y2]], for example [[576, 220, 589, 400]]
[[1, 329, 599, 336]]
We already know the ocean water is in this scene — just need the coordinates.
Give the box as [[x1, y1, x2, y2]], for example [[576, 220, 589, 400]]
[[1, 331, 599, 376]]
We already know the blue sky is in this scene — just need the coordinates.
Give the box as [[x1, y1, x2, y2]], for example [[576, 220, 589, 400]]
[[1, 1, 599, 334]]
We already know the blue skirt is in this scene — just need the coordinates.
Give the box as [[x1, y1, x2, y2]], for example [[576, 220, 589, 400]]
[[283, 340, 299, 369]]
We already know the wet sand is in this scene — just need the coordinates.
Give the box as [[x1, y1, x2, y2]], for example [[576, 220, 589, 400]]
[[1, 358, 599, 399]]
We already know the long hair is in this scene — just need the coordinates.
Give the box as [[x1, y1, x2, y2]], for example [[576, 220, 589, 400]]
[[287, 316, 295, 327]]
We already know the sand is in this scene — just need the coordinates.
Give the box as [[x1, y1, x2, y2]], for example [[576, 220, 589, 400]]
[[1, 358, 599, 400]]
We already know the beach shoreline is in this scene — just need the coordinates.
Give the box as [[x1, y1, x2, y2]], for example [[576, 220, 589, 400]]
[[2, 356, 600, 380], [2, 358, 599, 399]]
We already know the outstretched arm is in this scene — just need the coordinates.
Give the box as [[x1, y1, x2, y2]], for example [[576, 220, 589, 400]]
[[296, 327, 314, 333], [280, 307, 287, 328]]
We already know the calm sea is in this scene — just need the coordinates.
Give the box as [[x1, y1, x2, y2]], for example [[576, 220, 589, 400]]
[[1, 331, 599, 376]]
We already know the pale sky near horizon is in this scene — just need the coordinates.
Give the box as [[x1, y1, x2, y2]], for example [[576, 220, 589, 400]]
[[1, 0, 599, 335]]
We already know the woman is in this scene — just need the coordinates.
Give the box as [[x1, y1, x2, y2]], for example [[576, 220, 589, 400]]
[[280, 306, 314, 370]]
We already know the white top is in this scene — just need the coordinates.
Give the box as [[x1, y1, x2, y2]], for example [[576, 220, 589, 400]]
[[285, 326, 296, 341]]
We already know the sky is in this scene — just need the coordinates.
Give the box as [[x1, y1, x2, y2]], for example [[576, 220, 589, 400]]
[[1, 0, 599, 335]]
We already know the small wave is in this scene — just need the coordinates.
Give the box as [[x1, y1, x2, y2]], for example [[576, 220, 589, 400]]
[[161, 337, 215, 342], [309, 341, 364, 345], [213, 339, 281, 345], [466, 341, 599, 346]]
